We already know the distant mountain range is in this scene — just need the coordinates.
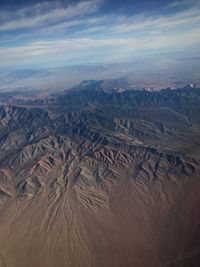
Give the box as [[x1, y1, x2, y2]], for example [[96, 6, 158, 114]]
[[1, 61, 199, 92]]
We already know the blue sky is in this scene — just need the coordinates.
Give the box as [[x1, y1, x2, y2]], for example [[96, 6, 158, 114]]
[[0, 0, 200, 70]]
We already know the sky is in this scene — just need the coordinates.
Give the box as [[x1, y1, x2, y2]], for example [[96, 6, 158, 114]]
[[0, 0, 200, 74]]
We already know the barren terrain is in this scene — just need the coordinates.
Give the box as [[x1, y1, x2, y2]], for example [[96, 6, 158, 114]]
[[0, 83, 200, 267]]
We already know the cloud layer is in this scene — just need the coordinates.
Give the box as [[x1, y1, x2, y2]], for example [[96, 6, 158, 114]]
[[0, 0, 200, 69]]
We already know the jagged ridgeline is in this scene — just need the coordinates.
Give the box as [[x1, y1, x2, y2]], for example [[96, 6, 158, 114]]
[[0, 82, 200, 267]]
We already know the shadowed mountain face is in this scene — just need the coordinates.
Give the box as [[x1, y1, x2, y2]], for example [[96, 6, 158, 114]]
[[0, 83, 200, 267]]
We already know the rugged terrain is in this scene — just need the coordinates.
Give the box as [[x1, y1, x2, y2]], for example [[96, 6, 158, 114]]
[[0, 81, 200, 267]]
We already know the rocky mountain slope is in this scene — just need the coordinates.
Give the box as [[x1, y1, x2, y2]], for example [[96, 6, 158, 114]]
[[0, 83, 200, 267]]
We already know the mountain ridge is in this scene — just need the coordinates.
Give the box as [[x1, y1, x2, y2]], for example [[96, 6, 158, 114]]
[[0, 81, 200, 267]]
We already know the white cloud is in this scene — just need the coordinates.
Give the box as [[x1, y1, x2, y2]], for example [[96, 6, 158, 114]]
[[166, 0, 200, 8], [0, 0, 199, 41], [0, 0, 200, 69], [113, 7, 200, 33], [0, 37, 144, 68], [0, 0, 102, 31], [1, 25, 200, 69]]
